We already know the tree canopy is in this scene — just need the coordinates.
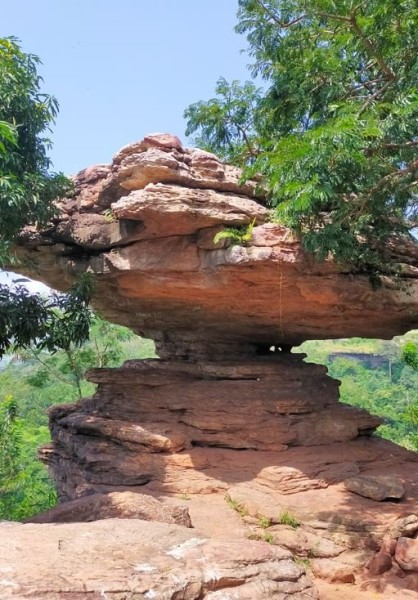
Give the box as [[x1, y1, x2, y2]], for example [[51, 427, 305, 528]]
[[185, 0, 418, 274], [0, 37, 72, 261], [0, 37, 91, 357]]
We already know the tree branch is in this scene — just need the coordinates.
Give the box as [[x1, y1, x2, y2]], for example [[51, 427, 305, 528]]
[[254, 0, 305, 28], [349, 15, 397, 81]]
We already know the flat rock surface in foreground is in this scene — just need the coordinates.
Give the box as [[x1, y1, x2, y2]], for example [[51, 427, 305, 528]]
[[0, 518, 317, 600]]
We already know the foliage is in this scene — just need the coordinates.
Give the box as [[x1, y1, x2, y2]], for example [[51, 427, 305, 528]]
[[0, 394, 56, 520], [0, 273, 94, 359], [402, 341, 418, 371], [0, 37, 92, 354], [184, 0, 418, 273], [0, 323, 156, 520], [0, 37, 73, 262], [185, 77, 263, 164], [213, 219, 256, 246], [258, 514, 272, 528], [26, 315, 138, 398], [300, 332, 418, 451], [224, 493, 249, 517]]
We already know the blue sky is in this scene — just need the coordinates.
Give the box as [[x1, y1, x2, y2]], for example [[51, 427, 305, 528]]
[[2, 0, 252, 175]]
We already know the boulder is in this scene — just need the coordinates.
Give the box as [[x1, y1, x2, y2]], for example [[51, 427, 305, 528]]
[[388, 515, 418, 539], [395, 537, 418, 572], [344, 475, 405, 501], [311, 558, 356, 583], [26, 491, 192, 527], [368, 551, 393, 575], [13, 134, 418, 359]]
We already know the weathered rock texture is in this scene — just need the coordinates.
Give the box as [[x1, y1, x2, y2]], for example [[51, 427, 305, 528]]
[[27, 490, 192, 527], [42, 354, 384, 501], [0, 518, 318, 600], [14, 133, 418, 358], [9, 134, 418, 599]]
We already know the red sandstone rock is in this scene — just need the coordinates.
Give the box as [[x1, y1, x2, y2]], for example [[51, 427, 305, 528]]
[[9, 135, 418, 600], [388, 515, 418, 539], [26, 491, 192, 527], [12, 134, 418, 357], [268, 525, 345, 558], [395, 537, 418, 572], [0, 519, 317, 599], [38, 355, 387, 501], [368, 551, 393, 575], [344, 475, 405, 501], [311, 558, 356, 583]]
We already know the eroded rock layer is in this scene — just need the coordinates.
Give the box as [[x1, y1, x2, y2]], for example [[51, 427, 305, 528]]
[[15, 133, 418, 358], [42, 354, 382, 501]]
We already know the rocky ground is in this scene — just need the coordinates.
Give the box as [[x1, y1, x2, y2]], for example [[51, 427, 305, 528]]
[[2, 485, 418, 599]]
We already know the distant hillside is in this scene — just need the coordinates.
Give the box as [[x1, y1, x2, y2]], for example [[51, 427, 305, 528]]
[[300, 331, 418, 451]]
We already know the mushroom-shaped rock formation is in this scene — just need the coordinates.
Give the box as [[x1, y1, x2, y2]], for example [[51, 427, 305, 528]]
[[15, 133, 418, 360], [10, 134, 418, 600]]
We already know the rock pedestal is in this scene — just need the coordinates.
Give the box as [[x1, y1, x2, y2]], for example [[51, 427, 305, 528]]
[[41, 353, 382, 501]]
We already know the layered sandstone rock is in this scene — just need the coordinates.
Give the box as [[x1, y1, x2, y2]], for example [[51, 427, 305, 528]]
[[41, 353, 383, 501], [9, 134, 418, 600], [14, 133, 418, 358]]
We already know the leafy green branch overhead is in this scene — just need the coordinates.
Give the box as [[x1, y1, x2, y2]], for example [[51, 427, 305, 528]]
[[185, 0, 418, 273]]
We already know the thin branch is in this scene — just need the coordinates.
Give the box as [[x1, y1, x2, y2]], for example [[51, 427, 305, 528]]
[[382, 140, 418, 150], [255, 0, 305, 27], [349, 15, 397, 81], [359, 78, 394, 114], [27, 349, 76, 388], [316, 12, 352, 23]]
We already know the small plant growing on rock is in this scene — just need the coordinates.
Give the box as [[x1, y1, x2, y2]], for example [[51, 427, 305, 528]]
[[263, 532, 274, 544], [294, 556, 311, 570], [247, 533, 262, 541], [103, 209, 117, 223], [277, 509, 300, 529], [213, 219, 256, 247], [258, 514, 272, 529], [224, 494, 248, 517]]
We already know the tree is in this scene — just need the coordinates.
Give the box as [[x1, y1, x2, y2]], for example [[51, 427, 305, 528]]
[[0, 322, 155, 520], [0, 37, 92, 355], [185, 78, 263, 164], [0, 37, 72, 260], [185, 0, 418, 273], [402, 341, 418, 371]]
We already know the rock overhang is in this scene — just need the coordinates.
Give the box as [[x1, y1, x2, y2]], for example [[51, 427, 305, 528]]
[[13, 133, 418, 358]]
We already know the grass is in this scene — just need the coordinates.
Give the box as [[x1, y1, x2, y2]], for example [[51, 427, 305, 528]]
[[258, 514, 272, 529], [294, 556, 311, 570], [224, 494, 248, 518], [277, 509, 300, 529]]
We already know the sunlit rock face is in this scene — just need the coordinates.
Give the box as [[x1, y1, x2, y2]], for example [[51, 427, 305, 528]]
[[9, 135, 418, 600], [14, 133, 418, 359], [40, 354, 383, 501]]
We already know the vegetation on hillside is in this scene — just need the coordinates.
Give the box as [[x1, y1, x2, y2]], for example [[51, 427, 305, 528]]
[[0, 320, 156, 521], [300, 332, 418, 450]]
